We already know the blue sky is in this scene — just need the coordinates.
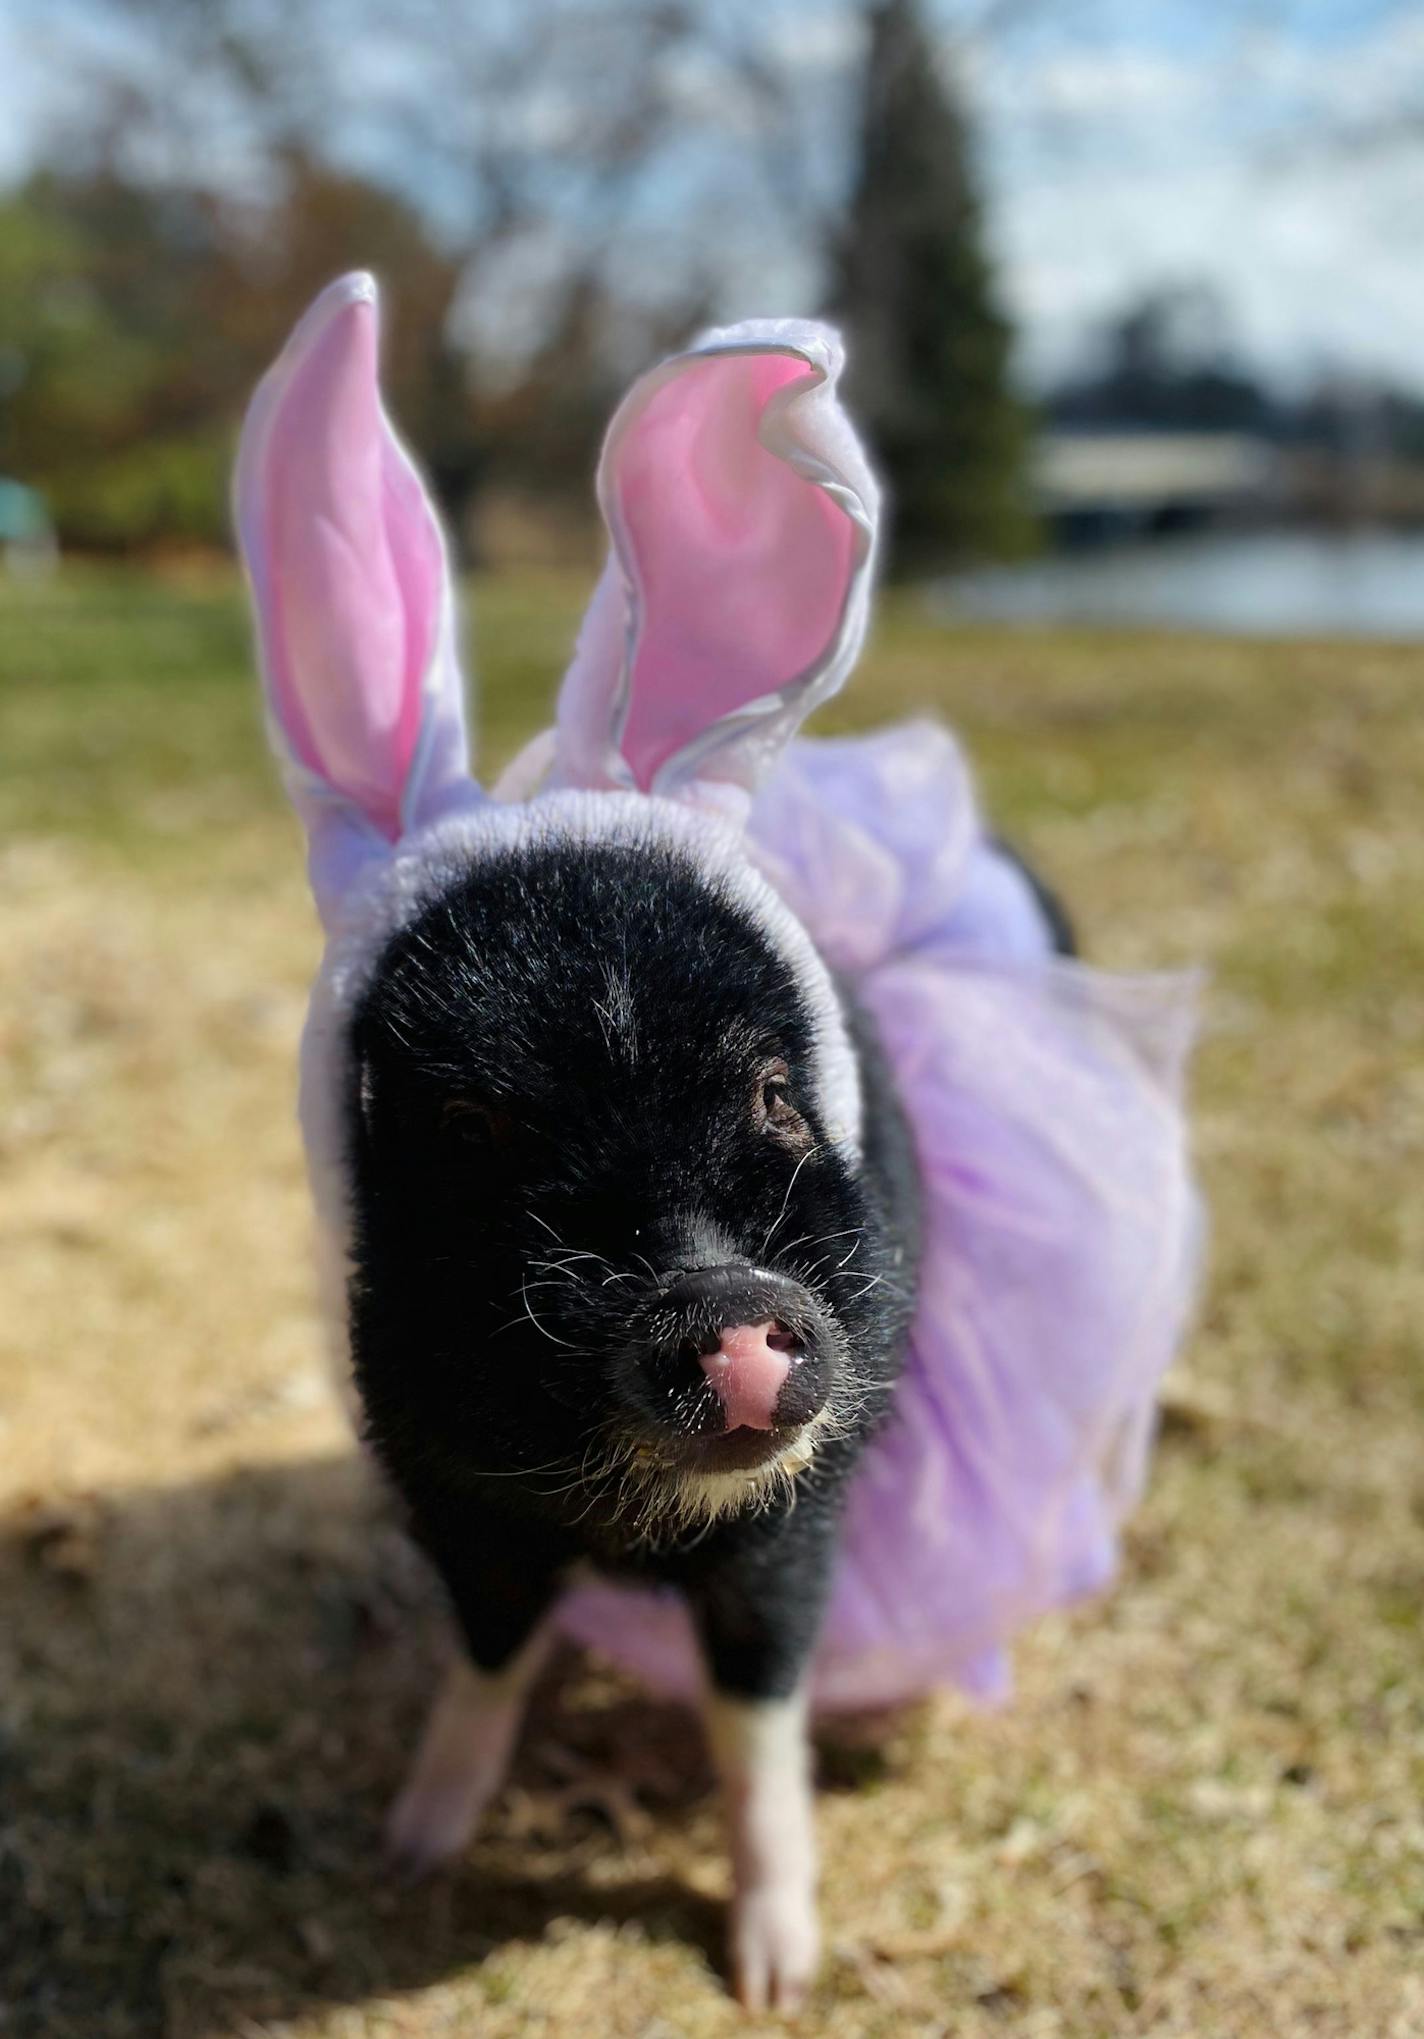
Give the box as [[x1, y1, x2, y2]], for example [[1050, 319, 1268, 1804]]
[[3, 0, 1420, 394], [708, 0, 1424, 391], [965, 0, 1424, 389]]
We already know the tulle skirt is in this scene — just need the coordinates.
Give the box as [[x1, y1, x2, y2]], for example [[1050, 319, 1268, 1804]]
[[557, 724, 1201, 1709]]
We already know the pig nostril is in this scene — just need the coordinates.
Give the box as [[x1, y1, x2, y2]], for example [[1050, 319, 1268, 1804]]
[[765, 1322, 802, 1359]]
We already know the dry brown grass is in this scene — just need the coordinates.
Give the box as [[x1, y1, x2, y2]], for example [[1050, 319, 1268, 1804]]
[[3, 566, 1422, 2038]]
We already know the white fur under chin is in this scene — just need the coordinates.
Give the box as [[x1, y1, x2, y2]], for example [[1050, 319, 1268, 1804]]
[[625, 1408, 834, 1542]]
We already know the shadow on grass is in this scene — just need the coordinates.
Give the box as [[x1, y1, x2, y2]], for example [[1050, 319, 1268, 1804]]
[[0, 1452, 729, 2038]]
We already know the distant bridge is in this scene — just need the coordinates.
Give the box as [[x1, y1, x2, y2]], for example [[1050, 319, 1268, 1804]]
[[1033, 431, 1278, 535]]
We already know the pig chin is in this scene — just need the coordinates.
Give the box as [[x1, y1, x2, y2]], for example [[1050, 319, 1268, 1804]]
[[668, 1426, 804, 1475], [622, 1415, 832, 1540]]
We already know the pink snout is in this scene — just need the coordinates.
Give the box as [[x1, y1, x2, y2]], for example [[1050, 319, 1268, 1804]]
[[700, 1321, 794, 1432]]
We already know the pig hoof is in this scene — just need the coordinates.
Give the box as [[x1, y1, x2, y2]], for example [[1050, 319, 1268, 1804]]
[[382, 1779, 484, 1881], [730, 1885, 820, 2015]]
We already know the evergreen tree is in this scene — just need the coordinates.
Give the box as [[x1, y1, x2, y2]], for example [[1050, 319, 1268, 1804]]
[[829, 0, 1032, 569]]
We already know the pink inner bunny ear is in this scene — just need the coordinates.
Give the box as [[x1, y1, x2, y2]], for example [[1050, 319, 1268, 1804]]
[[235, 273, 475, 905], [553, 323, 879, 801]]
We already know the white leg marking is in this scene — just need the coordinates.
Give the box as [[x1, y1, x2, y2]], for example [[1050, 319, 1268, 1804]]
[[385, 1632, 549, 1878], [705, 1688, 819, 2015]]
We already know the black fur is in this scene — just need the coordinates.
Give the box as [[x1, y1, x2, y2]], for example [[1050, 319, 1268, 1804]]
[[991, 837, 1078, 958], [347, 837, 922, 1700]]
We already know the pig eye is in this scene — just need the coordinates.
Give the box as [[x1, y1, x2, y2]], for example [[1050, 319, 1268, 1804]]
[[756, 1060, 805, 1140], [442, 1098, 513, 1148]]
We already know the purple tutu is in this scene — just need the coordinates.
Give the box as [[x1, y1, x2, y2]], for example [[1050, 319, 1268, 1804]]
[[557, 722, 1201, 1709]]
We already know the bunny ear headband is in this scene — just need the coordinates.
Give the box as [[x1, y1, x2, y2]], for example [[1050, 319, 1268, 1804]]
[[234, 271, 880, 924]]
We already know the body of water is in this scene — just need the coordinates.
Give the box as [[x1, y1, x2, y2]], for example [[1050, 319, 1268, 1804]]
[[935, 529, 1424, 640]]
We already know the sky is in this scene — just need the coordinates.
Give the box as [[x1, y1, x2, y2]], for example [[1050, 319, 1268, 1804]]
[[2, 0, 1421, 395], [970, 0, 1424, 391]]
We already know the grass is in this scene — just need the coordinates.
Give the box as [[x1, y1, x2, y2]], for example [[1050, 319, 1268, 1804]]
[[2, 561, 1423, 2039]]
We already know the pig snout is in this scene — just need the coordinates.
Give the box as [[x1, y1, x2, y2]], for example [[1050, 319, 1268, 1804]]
[[701, 1323, 793, 1432], [657, 1266, 829, 1434]]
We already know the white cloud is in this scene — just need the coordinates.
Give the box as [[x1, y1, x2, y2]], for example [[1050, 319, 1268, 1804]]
[[978, 6, 1424, 391]]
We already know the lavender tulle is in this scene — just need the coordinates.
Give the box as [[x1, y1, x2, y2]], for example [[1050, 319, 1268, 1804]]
[[556, 722, 1201, 1710]]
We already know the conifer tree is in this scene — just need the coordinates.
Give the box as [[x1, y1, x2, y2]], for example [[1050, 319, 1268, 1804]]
[[829, 0, 1031, 568]]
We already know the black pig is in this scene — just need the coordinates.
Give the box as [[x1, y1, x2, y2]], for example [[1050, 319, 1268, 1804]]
[[236, 275, 1191, 2013]]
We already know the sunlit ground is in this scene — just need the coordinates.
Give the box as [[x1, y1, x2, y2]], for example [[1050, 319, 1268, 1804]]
[[3, 564, 1422, 2038]]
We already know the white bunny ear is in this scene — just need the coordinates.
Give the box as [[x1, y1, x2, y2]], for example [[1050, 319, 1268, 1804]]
[[552, 320, 879, 810], [234, 272, 480, 921]]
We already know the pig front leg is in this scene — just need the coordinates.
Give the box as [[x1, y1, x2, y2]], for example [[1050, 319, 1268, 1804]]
[[689, 1517, 837, 2013], [385, 1633, 550, 1875], [385, 1508, 567, 1878], [705, 1686, 818, 2014]]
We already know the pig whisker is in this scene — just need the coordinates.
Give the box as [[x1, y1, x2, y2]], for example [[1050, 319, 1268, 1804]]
[[488, 1312, 537, 1340], [512, 1426, 632, 1510], [550, 1429, 636, 1521], [520, 1279, 582, 1351], [523, 1217, 628, 1282], [759, 1143, 826, 1258], [797, 1250, 843, 1284], [831, 1271, 914, 1311], [772, 1225, 865, 1262], [463, 1453, 585, 1482], [830, 1272, 886, 1299], [531, 1250, 616, 1279]]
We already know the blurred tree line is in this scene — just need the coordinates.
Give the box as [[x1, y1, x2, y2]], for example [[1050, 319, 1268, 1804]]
[[1050, 282, 1424, 463], [0, 0, 1030, 570]]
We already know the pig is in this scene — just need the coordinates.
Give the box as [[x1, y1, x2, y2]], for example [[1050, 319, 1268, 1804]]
[[234, 273, 1199, 2012]]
